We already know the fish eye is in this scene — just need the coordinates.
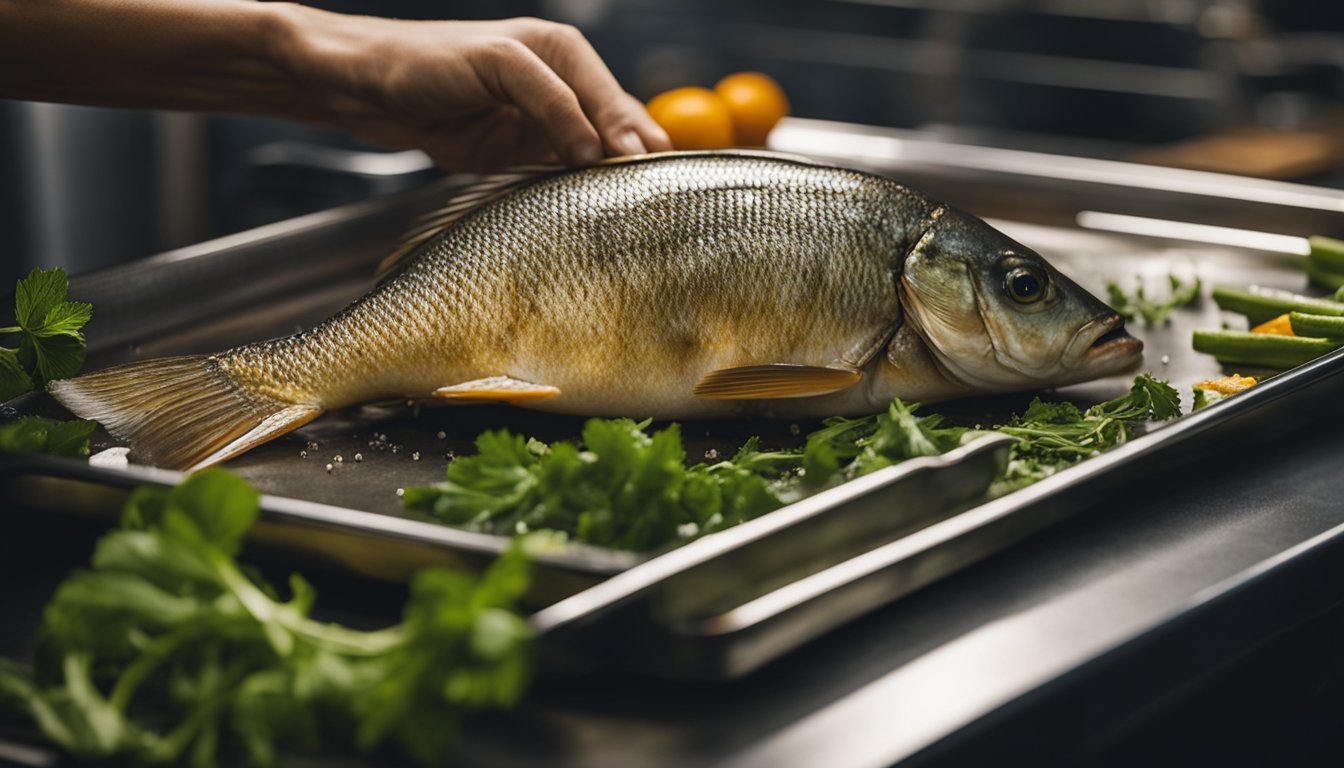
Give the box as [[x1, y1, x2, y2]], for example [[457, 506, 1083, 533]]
[[1005, 266, 1048, 304]]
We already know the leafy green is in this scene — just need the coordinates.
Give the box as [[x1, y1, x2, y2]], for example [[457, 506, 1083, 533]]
[[1, 268, 92, 395], [992, 374, 1181, 494], [1106, 274, 1201, 326], [0, 470, 533, 767], [0, 348, 34, 401], [405, 419, 802, 551], [0, 415, 96, 458], [800, 400, 981, 487], [408, 375, 1183, 549]]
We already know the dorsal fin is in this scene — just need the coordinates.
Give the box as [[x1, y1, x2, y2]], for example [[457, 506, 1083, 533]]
[[375, 166, 561, 281], [374, 149, 826, 282]]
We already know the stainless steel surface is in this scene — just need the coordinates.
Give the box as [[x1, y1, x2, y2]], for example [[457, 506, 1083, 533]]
[[771, 117, 1344, 234], [8, 119, 1344, 765], [531, 434, 1011, 678], [7, 118, 1344, 686]]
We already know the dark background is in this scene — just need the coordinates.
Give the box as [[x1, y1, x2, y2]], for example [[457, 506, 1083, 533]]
[[4, 0, 1344, 285]]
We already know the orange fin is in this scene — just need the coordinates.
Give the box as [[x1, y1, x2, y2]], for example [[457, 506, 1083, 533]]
[[432, 376, 561, 403], [49, 355, 322, 472], [693, 364, 861, 400]]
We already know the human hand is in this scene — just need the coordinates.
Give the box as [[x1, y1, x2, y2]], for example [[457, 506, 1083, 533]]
[[276, 10, 673, 172]]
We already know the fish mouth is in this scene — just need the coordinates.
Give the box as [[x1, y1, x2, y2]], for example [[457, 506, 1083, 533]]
[[1071, 314, 1144, 370]]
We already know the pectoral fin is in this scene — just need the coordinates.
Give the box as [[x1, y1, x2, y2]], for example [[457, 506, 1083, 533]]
[[432, 376, 561, 402], [693, 364, 861, 400]]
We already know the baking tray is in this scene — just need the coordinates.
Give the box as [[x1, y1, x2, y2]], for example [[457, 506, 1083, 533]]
[[5, 118, 1344, 680]]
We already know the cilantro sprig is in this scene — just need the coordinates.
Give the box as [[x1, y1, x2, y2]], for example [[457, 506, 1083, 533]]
[[404, 419, 801, 551], [407, 375, 1184, 550], [993, 373, 1181, 494], [0, 471, 533, 767], [0, 415, 97, 458], [1, 268, 92, 400], [1105, 274, 1201, 326], [800, 399, 980, 486]]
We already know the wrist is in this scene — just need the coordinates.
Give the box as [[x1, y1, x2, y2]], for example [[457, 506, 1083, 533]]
[[258, 3, 389, 127]]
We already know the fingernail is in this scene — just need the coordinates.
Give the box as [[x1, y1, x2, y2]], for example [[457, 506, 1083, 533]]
[[611, 129, 647, 157], [571, 142, 602, 166]]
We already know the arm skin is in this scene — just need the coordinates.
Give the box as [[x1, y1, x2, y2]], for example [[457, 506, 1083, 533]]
[[0, 0, 672, 171]]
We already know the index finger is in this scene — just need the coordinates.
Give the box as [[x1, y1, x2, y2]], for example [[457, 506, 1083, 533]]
[[512, 20, 672, 157]]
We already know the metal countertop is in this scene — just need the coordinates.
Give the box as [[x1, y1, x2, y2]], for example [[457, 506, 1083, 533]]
[[433, 401, 1344, 767], [7, 119, 1344, 766]]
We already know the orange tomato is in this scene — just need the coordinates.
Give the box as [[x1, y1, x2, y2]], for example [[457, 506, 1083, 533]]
[[645, 87, 736, 151], [714, 72, 790, 147]]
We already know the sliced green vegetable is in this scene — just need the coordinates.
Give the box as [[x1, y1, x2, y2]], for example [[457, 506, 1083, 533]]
[[1308, 235, 1344, 274], [1305, 260, 1344, 291], [1211, 285, 1344, 327], [1192, 329, 1342, 369], [1288, 312, 1344, 338]]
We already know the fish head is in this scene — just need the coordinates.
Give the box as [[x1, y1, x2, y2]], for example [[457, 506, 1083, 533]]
[[895, 207, 1142, 392]]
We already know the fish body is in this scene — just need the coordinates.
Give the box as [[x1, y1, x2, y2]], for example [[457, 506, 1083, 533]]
[[52, 151, 1141, 470]]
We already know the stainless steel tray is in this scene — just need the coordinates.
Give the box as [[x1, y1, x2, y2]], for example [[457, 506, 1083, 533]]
[[6, 118, 1344, 680]]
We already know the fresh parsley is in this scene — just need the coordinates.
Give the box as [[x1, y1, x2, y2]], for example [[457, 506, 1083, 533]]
[[0, 470, 533, 767], [1106, 274, 1201, 326], [1, 268, 92, 400], [407, 376, 1183, 549], [0, 415, 97, 458], [992, 373, 1181, 494], [800, 399, 980, 487], [404, 419, 802, 551]]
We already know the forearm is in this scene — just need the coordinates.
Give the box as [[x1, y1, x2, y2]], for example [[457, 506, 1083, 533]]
[[0, 0, 311, 117], [0, 1, 670, 169]]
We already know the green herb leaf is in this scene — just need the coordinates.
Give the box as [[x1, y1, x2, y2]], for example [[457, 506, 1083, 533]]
[[407, 376, 1183, 548], [36, 300, 93, 339], [406, 419, 801, 550], [2, 267, 92, 392], [166, 470, 260, 556], [15, 268, 68, 331], [1106, 274, 1201, 326], [0, 349, 34, 401], [0, 415, 96, 458], [18, 328, 86, 386], [1, 471, 534, 767], [992, 374, 1181, 495]]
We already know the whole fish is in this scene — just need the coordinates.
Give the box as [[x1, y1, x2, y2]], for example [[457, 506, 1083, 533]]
[[52, 151, 1141, 471]]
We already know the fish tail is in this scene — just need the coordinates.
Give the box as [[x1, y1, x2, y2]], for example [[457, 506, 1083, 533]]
[[49, 355, 321, 471]]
